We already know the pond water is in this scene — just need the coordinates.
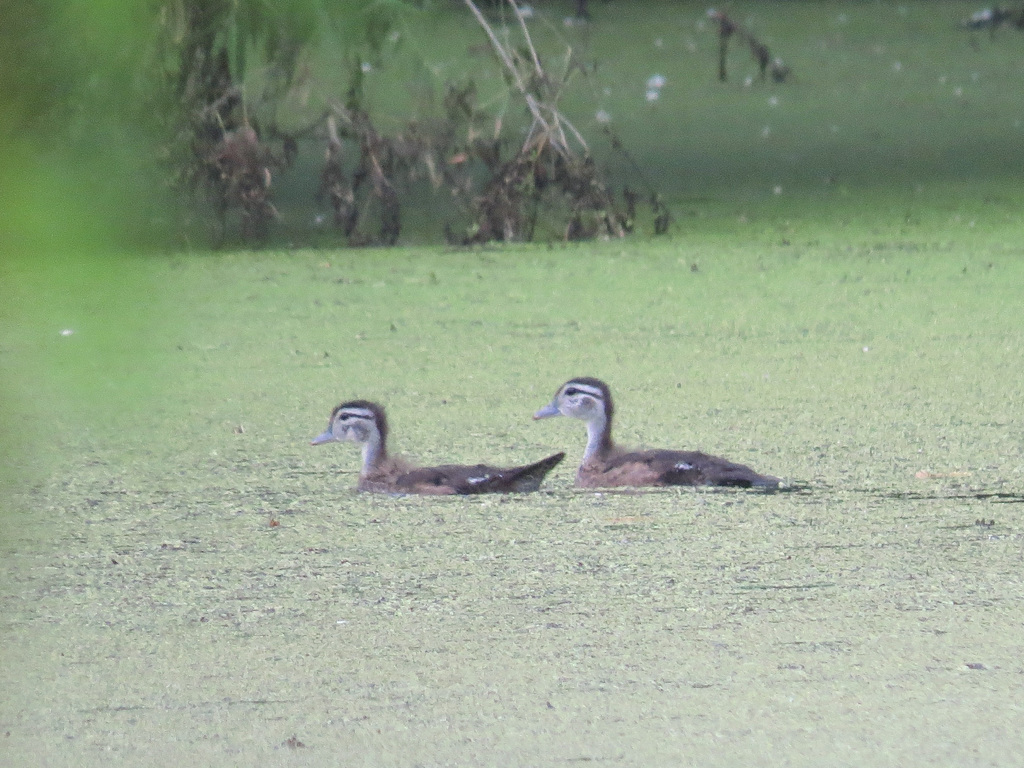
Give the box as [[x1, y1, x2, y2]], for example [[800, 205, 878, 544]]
[[2, 229, 1022, 765]]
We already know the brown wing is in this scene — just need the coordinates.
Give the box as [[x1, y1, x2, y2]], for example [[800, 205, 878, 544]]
[[392, 466, 464, 495]]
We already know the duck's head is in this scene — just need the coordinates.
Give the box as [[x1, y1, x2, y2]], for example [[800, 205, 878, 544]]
[[311, 400, 388, 450], [534, 377, 613, 425]]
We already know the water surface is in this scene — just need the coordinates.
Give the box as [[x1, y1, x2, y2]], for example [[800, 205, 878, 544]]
[[2, 232, 1022, 765]]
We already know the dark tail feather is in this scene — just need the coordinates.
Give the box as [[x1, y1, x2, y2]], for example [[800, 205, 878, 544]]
[[747, 473, 782, 489], [713, 466, 782, 489], [467, 452, 566, 494]]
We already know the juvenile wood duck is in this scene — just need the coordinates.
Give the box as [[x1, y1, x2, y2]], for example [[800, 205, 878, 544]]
[[533, 377, 781, 489], [311, 400, 565, 494]]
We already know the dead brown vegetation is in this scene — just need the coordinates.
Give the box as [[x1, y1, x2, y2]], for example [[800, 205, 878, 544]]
[[305, 0, 655, 247], [168, 0, 663, 247]]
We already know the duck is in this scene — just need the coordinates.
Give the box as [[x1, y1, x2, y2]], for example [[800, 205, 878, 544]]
[[311, 400, 565, 494], [533, 377, 780, 489]]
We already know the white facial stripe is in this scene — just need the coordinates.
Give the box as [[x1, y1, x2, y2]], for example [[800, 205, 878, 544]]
[[564, 383, 604, 399], [338, 408, 376, 422]]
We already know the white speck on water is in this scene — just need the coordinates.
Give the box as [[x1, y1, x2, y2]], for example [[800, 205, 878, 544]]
[[768, 95, 779, 107], [595, 109, 611, 124], [761, 126, 772, 138], [773, 185, 783, 195], [654, 37, 664, 48], [60, 329, 75, 337], [646, 74, 666, 90], [361, 61, 373, 73], [863, 346, 870, 353], [892, 61, 902, 72], [646, 89, 660, 102]]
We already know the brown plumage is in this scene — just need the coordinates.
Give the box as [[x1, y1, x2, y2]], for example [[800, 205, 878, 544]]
[[312, 400, 564, 494], [534, 377, 781, 489]]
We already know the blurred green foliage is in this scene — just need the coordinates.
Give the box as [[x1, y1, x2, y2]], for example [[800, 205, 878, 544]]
[[0, 1, 419, 495], [0, 0, 418, 254], [1, 1, 164, 494], [1, 0, 164, 251]]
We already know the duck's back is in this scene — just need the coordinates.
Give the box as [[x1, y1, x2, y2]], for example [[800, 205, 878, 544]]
[[581, 449, 779, 489]]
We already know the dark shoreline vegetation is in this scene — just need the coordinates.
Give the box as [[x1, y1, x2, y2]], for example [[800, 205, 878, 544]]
[[154, 0, 1024, 248], [4, 2, 1024, 765], [168, 0, 664, 248], [9, 0, 1024, 252]]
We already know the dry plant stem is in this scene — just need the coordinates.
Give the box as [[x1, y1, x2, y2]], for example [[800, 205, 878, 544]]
[[326, 114, 342, 155], [463, 0, 588, 157], [524, 94, 558, 149], [511, 0, 545, 80], [462, 0, 528, 93]]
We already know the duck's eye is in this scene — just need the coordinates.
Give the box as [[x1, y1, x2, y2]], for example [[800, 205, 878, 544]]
[[564, 387, 579, 396]]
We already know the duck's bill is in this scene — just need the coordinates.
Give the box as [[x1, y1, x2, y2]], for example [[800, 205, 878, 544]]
[[533, 403, 561, 420], [310, 430, 336, 445]]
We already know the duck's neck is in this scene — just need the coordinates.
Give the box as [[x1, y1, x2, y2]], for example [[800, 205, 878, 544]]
[[583, 411, 613, 463], [360, 432, 386, 474]]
